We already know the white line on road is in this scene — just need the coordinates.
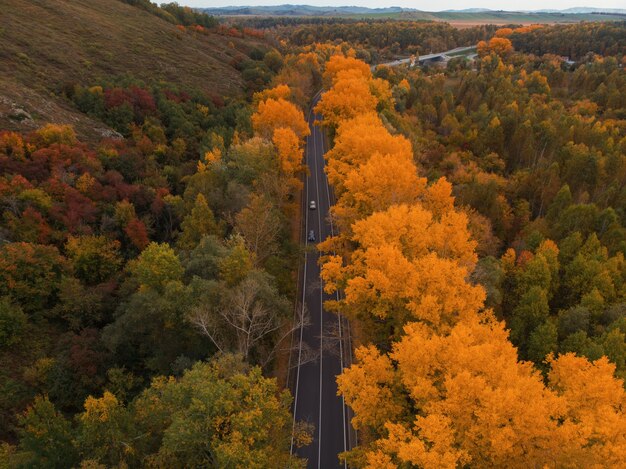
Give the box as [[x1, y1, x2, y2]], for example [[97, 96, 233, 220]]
[[289, 103, 314, 457], [291, 90, 353, 467], [316, 116, 349, 466], [311, 108, 325, 469]]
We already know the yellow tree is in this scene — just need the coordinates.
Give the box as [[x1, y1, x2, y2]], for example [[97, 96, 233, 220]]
[[272, 127, 305, 190], [489, 37, 514, 56], [252, 97, 310, 140], [339, 314, 626, 468], [369, 77, 394, 110], [422, 177, 456, 218], [477, 40, 490, 57], [321, 203, 482, 336], [495, 27, 514, 37], [253, 84, 292, 104], [325, 113, 413, 194], [548, 353, 626, 466], [333, 152, 427, 232], [350, 204, 477, 268], [271, 52, 322, 108], [338, 315, 559, 468], [322, 54, 372, 87], [314, 73, 378, 129], [249, 90, 308, 210], [477, 38, 514, 57]]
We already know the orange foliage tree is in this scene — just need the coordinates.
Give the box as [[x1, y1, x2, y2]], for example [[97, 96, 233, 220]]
[[489, 37, 514, 56], [324, 112, 413, 194], [314, 74, 378, 129], [322, 54, 372, 87], [248, 85, 310, 207], [272, 127, 305, 191], [253, 84, 292, 104], [315, 53, 393, 129], [251, 97, 310, 140], [339, 315, 626, 468], [321, 201, 482, 337], [479, 37, 514, 57], [495, 27, 514, 37]]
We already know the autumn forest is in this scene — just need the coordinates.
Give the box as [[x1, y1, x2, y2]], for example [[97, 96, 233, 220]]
[[2, 1, 626, 467]]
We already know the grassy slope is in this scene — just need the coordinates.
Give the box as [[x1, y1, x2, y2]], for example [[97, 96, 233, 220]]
[[0, 0, 261, 140], [431, 11, 626, 24]]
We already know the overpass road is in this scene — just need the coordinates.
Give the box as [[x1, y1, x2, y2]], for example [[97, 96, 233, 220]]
[[374, 45, 477, 68]]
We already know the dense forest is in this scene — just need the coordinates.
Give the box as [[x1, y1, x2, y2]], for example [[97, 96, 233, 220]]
[[0, 1, 322, 466], [378, 29, 626, 376], [314, 34, 626, 467], [510, 21, 626, 58], [248, 19, 498, 62], [0, 75, 318, 467], [2, 2, 626, 467]]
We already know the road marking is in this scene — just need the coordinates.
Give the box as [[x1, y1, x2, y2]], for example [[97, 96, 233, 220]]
[[317, 109, 359, 450], [311, 108, 325, 469], [289, 104, 314, 457], [316, 115, 349, 466], [291, 90, 354, 467]]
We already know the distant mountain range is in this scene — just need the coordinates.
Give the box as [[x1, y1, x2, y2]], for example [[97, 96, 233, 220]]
[[442, 8, 494, 13], [444, 7, 626, 13], [202, 4, 626, 16], [201, 5, 411, 16], [534, 7, 626, 13]]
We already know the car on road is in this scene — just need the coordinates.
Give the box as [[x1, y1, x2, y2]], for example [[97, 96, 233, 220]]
[[309, 200, 316, 210], [307, 230, 316, 242]]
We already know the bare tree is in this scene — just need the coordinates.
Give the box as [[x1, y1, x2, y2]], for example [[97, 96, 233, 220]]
[[286, 339, 318, 370], [189, 274, 310, 367], [321, 317, 351, 359]]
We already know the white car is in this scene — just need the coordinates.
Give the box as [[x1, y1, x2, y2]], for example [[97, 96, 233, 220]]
[[309, 200, 317, 210]]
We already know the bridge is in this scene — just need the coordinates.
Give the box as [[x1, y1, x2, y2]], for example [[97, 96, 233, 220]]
[[374, 46, 477, 69]]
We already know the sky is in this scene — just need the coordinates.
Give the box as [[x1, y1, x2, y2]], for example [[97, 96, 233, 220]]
[[183, 1, 626, 11]]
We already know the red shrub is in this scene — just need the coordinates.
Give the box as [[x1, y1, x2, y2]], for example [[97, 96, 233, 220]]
[[125, 218, 149, 250]]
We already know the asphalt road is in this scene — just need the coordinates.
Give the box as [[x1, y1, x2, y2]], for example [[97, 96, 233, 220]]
[[290, 95, 355, 468]]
